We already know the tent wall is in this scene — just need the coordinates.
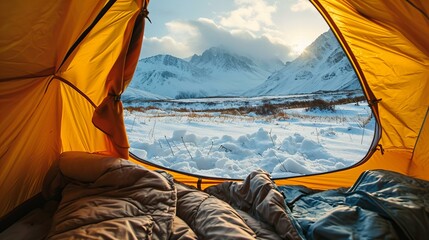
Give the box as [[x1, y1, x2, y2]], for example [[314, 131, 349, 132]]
[[0, 0, 147, 218], [0, 1, 107, 79], [0, 78, 61, 219], [60, 83, 109, 153], [0, 0, 110, 218], [58, 0, 145, 156]]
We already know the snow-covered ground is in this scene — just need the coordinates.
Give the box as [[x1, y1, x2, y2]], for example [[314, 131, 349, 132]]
[[125, 99, 375, 179]]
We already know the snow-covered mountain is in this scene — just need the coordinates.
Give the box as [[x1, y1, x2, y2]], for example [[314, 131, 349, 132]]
[[128, 55, 210, 98], [190, 47, 259, 73], [127, 30, 360, 100], [128, 47, 282, 99], [244, 30, 360, 96]]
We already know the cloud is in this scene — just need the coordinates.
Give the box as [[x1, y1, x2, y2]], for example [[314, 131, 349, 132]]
[[142, 36, 192, 58], [291, 0, 315, 12], [141, 18, 295, 62], [219, 0, 277, 32]]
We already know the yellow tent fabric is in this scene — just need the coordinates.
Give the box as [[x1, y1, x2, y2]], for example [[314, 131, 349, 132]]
[[1, 0, 148, 218], [0, 0, 428, 220]]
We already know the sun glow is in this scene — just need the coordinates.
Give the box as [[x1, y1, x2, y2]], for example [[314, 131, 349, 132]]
[[290, 41, 310, 58]]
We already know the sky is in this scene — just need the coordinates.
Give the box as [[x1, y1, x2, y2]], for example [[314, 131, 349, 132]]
[[140, 0, 329, 62]]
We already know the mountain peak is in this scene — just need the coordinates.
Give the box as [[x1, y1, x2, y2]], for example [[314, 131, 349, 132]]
[[299, 30, 337, 61], [204, 46, 229, 55], [141, 54, 182, 66], [190, 46, 256, 72], [244, 29, 360, 96]]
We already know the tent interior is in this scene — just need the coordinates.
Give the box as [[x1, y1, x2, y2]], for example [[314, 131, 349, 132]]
[[0, 0, 428, 239]]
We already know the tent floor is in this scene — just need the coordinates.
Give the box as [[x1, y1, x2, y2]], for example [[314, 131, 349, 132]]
[[0, 201, 57, 240]]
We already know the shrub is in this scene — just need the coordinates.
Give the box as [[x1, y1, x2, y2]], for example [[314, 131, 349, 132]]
[[255, 102, 279, 115], [305, 99, 336, 112]]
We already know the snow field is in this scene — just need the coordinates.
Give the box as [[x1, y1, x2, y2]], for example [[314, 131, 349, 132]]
[[125, 101, 375, 179]]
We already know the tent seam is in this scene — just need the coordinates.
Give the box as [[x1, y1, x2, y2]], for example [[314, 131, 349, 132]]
[[57, 0, 117, 72], [53, 76, 97, 108], [405, 0, 429, 20]]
